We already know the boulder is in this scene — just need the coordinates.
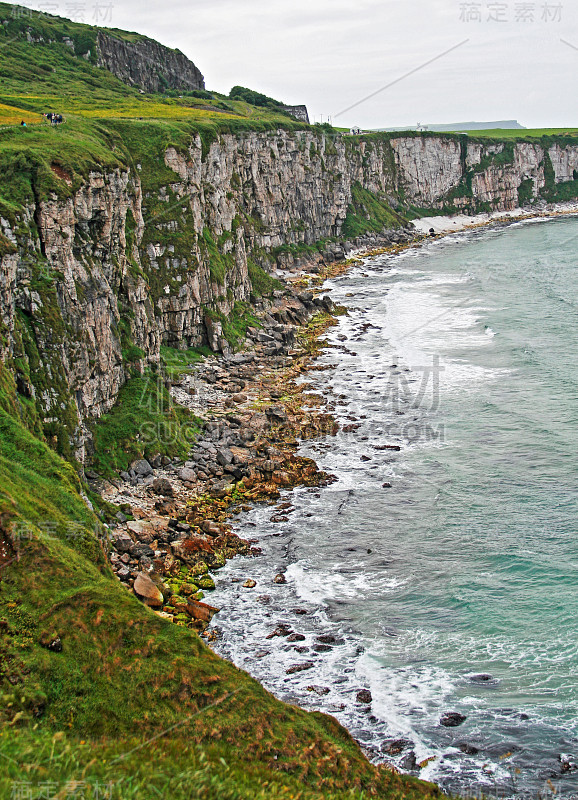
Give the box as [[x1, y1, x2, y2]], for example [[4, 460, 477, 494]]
[[131, 459, 153, 477], [265, 405, 288, 423], [112, 531, 133, 553], [152, 478, 174, 497], [440, 712, 467, 728], [400, 751, 418, 771], [356, 689, 372, 704], [200, 520, 222, 537], [179, 467, 197, 483], [216, 448, 234, 467], [186, 599, 220, 623], [126, 520, 151, 538], [272, 471, 292, 487], [133, 572, 164, 608], [286, 662, 314, 675], [381, 739, 413, 756]]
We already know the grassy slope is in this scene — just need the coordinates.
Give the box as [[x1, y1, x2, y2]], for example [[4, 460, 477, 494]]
[[0, 364, 443, 799]]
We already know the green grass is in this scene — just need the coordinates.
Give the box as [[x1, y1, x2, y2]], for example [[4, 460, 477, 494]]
[[342, 183, 407, 239], [461, 128, 578, 138], [90, 371, 201, 477], [247, 259, 284, 296], [0, 361, 443, 800], [204, 301, 262, 351], [160, 344, 211, 378]]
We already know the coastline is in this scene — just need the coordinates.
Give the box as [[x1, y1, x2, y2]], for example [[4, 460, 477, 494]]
[[410, 201, 578, 235], [98, 201, 577, 777]]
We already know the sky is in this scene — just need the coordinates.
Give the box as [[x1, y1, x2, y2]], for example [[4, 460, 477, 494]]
[[12, 0, 578, 129]]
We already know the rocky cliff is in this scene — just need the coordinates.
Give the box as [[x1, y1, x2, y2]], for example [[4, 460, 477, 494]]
[[2, 130, 578, 462], [96, 32, 205, 93]]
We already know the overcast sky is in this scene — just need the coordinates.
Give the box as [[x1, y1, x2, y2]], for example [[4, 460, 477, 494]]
[[15, 0, 578, 128]]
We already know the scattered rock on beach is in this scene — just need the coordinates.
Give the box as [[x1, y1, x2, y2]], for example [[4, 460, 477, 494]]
[[152, 477, 174, 497], [133, 572, 164, 608]]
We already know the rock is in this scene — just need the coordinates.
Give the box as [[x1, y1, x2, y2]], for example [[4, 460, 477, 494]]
[[186, 599, 220, 623], [180, 583, 199, 597], [287, 633, 306, 642], [266, 625, 293, 639], [216, 448, 234, 467], [243, 579, 257, 589], [400, 751, 418, 771], [150, 454, 163, 468], [274, 574, 287, 584], [356, 689, 372, 704], [306, 685, 330, 696], [440, 712, 467, 728], [559, 754, 576, 773], [381, 739, 413, 756], [286, 662, 315, 675], [126, 520, 151, 538], [272, 471, 292, 487], [196, 575, 215, 590], [265, 405, 288, 423], [112, 531, 133, 553], [457, 742, 480, 755], [131, 459, 153, 477], [468, 673, 497, 684], [152, 478, 174, 497], [40, 633, 63, 653], [179, 467, 197, 483], [133, 572, 164, 608], [200, 520, 222, 537]]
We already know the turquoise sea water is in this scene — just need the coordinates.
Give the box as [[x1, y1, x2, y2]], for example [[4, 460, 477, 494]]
[[210, 217, 578, 797]]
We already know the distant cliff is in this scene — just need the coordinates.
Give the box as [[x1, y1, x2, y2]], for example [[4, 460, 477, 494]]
[[96, 31, 205, 93]]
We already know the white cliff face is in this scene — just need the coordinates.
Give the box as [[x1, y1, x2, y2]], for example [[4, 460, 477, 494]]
[[390, 137, 464, 206], [549, 144, 578, 183], [2, 130, 578, 456]]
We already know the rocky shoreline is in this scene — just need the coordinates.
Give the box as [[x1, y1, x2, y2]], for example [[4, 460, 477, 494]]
[[93, 223, 419, 634], [94, 202, 578, 637]]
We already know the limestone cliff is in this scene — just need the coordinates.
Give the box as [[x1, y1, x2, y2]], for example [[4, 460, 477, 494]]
[[2, 130, 577, 461], [96, 32, 205, 93]]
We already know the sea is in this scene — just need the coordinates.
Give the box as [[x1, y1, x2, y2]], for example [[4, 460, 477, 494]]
[[208, 216, 578, 799]]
